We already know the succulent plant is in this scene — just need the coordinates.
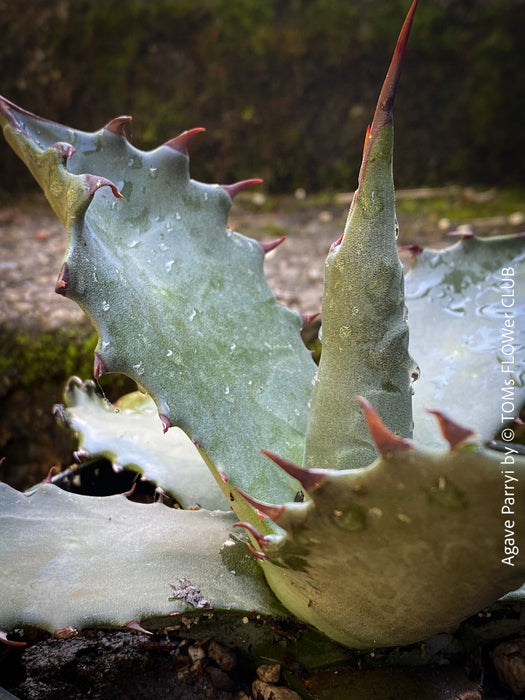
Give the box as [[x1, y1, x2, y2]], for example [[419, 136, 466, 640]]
[[0, 0, 524, 653]]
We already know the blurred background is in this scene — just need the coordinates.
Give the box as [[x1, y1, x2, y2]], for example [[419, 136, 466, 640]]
[[0, 0, 524, 196]]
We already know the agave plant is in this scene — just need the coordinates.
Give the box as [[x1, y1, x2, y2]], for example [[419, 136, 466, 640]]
[[0, 0, 524, 652]]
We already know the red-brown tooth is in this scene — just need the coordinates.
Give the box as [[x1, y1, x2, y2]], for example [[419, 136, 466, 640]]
[[235, 488, 285, 523], [221, 178, 263, 200], [104, 115, 133, 137], [357, 396, 412, 454], [164, 127, 206, 155], [55, 261, 70, 296], [261, 449, 328, 491], [426, 409, 477, 448]]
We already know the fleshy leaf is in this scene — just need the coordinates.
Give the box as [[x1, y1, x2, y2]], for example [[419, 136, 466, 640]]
[[303, 0, 418, 470], [60, 378, 225, 510], [406, 235, 525, 447], [256, 417, 525, 648], [0, 95, 316, 519], [0, 483, 285, 633]]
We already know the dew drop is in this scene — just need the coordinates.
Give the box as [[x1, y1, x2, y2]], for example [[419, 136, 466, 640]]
[[166, 259, 174, 272], [224, 386, 230, 395], [330, 504, 367, 531], [189, 308, 196, 322], [102, 340, 111, 351], [166, 350, 173, 357], [148, 167, 158, 178], [175, 212, 181, 220], [102, 300, 110, 311], [132, 362, 145, 376], [129, 240, 140, 249], [230, 343, 236, 352], [204, 192, 208, 200]]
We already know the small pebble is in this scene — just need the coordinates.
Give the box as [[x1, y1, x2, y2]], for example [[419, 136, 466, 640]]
[[492, 637, 525, 696], [208, 639, 236, 671], [256, 663, 281, 684], [187, 643, 206, 663], [252, 679, 301, 700]]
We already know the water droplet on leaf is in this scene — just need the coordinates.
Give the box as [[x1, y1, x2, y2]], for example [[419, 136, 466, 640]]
[[132, 362, 145, 376]]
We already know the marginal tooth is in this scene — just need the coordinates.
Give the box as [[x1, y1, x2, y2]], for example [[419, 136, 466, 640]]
[[357, 396, 412, 454], [50, 141, 76, 164], [93, 351, 108, 380], [426, 409, 477, 448], [0, 629, 26, 647], [104, 115, 132, 137], [261, 449, 328, 492], [164, 127, 206, 155], [155, 486, 169, 504], [44, 466, 58, 483], [122, 482, 137, 499], [329, 232, 344, 252], [398, 243, 423, 258], [55, 261, 70, 296], [233, 522, 271, 549], [159, 414, 172, 434], [125, 620, 153, 636], [245, 542, 269, 561], [259, 236, 286, 254], [84, 174, 122, 200], [301, 312, 321, 327], [235, 487, 285, 523], [65, 376, 83, 393], [221, 178, 263, 200]]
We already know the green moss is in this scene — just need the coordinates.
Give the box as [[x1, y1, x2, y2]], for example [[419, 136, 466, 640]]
[[0, 329, 98, 388], [395, 187, 525, 222]]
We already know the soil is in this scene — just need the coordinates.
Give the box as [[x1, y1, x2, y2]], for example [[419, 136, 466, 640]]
[[1, 192, 524, 699]]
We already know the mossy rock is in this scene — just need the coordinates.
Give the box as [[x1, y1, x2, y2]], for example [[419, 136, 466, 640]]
[[0, 325, 134, 489]]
